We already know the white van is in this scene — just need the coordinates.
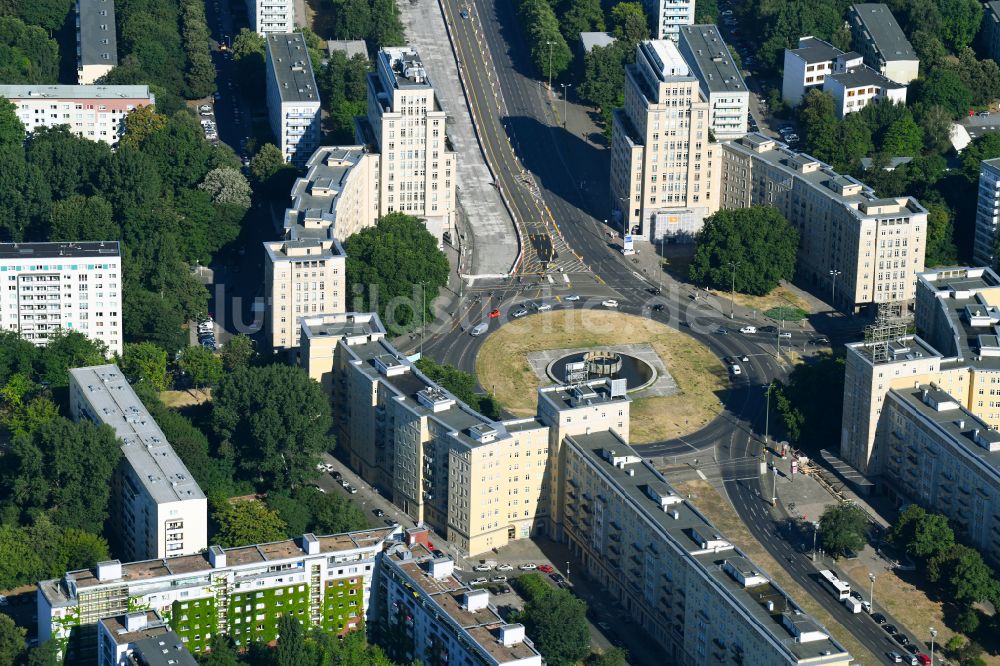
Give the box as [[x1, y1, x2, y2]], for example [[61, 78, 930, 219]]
[[739, 325, 757, 334], [470, 323, 489, 337]]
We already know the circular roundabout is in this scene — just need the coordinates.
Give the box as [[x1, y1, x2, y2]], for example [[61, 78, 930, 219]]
[[475, 309, 727, 444]]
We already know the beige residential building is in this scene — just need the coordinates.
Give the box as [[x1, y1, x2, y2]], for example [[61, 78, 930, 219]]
[[300, 312, 630, 556], [847, 4, 919, 85], [560, 433, 851, 665], [610, 39, 721, 242], [356, 46, 456, 247], [841, 266, 1000, 474], [720, 133, 927, 311], [263, 238, 345, 351], [283, 146, 381, 243]]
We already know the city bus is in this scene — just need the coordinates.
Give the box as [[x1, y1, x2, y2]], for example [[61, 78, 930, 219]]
[[817, 569, 851, 601]]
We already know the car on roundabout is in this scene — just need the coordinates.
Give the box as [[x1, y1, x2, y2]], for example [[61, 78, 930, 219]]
[[489, 308, 500, 318], [601, 299, 619, 308]]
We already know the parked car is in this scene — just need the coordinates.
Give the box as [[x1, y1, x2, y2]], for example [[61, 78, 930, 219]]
[[512, 306, 529, 318], [537, 564, 555, 573], [883, 624, 897, 635], [810, 337, 830, 345], [730, 364, 742, 376], [470, 578, 488, 585], [550, 573, 565, 584], [490, 575, 507, 583], [885, 652, 902, 663], [496, 564, 513, 572], [474, 564, 493, 572], [373, 509, 385, 517], [894, 634, 909, 647], [332, 471, 342, 480], [871, 613, 887, 625], [518, 563, 537, 570], [778, 331, 792, 338]]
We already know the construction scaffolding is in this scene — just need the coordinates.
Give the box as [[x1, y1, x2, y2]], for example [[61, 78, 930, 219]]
[[862, 301, 910, 363]]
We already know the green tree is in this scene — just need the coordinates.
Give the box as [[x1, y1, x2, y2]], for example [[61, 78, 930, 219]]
[[522, 587, 590, 666], [0, 613, 25, 666], [332, 0, 372, 40], [559, 0, 604, 43], [274, 613, 306, 666], [345, 213, 450, 334], [213, 499, 288, 547], [369, 0, 404, 46], [961, 133, 1000, 182], [221, 334, 255, 371], [888, 504, 926, 550], [300, 486, 368, 534], [913, 68, 974, 117], [909, 512, 954, 559], [0, 16, 60, 83], [947, 545, 997, 604], [579, 42, 628, 113], [25, 640, 59, 666], [688, 207, 798, 296], [46, 195, 118, 242], [918, 104, 954, 153], [416, 357, 500, 418], [955, 607, 980, 634], [37, 330, 107, 388], [938, 0, 983, 52], [609, 2, 648, 46], [199, 636, 243, 666], [818, 503, 867, 557], [121, 342, 170, 392], [198, 167, 252, 208], [119, 105, 169, 150], [773, 355, 844, 448], [924, 201, 957, 267], [881, 113, 924, 156], [586, 648, 628, 666], [179, 345, 223, 388], [11, 0, 74, 31], [0, 96, 24, 148], [212, 365, 332, 491]]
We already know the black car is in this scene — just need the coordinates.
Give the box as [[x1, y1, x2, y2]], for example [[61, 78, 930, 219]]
[[383, 518, 397, 526], [894, 634, 909, 647], [373, 509, 385, 517], [884, 624, 898, 635], [651, 303, 665, 312], [716, 327, 729, 335], [905, 645, 919, 655], [810, 337, 830, 345], [759, 325, 777, 333], [871, 613, 887, 624], [332, 471, 342, 480], [550, 573, 565, 584]]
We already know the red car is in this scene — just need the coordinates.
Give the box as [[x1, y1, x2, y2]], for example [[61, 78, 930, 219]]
[[538, 564, 555, 573], [489, 308, 500, 318], [916, 655, 930, 666]]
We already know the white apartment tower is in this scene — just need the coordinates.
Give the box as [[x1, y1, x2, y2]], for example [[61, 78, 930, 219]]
[[974, 158, 1000, 267], [265, 33, 321, 164], [0, 241, 122, 355], [610, 39, 721, 242], [0, 85, 155, 146], [676, 25, 749, 140], [246, 0, 294, 34], [76, 0, 118, 84], [357, 47, 457, 247], [642, 0, 695, 40], [68, 365, 208, 562]]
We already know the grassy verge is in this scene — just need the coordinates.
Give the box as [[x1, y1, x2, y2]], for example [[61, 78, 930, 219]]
[[705, 284, 813, 314], [475, 310, 726, 443], [673, 479, 880, 666], [160, 389, 212, 408]]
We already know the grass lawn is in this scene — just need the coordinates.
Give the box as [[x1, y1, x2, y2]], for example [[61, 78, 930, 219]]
[[475, 310, 727, 443], [672, 479, 881, 666], [160, 389, 212, 408], [704, 283, 813, 315]]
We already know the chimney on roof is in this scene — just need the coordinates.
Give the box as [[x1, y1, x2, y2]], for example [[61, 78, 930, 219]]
[[96, 560, 122, 582], [301, 533, 320, 555], [208, 545, 226, 568]]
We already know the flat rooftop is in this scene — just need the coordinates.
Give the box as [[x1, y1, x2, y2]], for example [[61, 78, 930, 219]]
[[829, 65, 904, 90], [888, 386, 1000, 480], [566, 431, 850, 663], [850, 4, 915, 61], [39, 527, 398, 605], [388, 549, 541, 664], [264, 238, 345, 261], [69, 365, 205, 505], [285, 146, 369, 237], [0, 241, 120, 260], [302, 312, 385, 342], [789, 36, 844, 64], [77, 0, 118, 67], [538, 380, 629, 412], [728, 133, 925, 219], [133, 630, 197, 666], [266, 33, 320, 103], [0, 85, 151, 100], [377, 46, 434, 90], [580, 31, 616, 53], [100, 611, 168, 646], [678, 25, 746, 93], [343, 337, 509, 449], [639, 39, 692, 81]]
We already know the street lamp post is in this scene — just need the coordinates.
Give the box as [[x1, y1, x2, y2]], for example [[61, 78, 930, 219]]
[[764, 383, 772, 445], [728, 261, 739, 319], [560, 83, 572, 127], [868, 572, 875, 610], [929, 627, 937, 665], [566, 561, 570, 582], [812, 522, 820, 562], [546, 41, 554, 90], [829, 269, 841, 310]]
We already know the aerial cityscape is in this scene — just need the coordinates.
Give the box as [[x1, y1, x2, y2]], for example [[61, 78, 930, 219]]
[[2, 0, 1000, 663]]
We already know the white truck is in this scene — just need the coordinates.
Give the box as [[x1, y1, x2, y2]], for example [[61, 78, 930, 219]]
[[842, 596, 862, 614]]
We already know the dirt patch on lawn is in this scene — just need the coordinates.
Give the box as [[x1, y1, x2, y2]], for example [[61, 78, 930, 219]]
[[672, 479, 881, 666], [476, 310, 726, 443], [704, 283, 813, 315], [160, 389, 212, 408]]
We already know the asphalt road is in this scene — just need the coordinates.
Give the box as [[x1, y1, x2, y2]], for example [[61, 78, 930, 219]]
[[425, 0, 921, 658]]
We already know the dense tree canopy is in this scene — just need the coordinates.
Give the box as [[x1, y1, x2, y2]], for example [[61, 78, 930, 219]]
[[0, 16, 59, 83], [316, 51, 370, 142], [558, 0, 605, 44], [212, 365, 332, 491], [516, 0, 572, 82], [345, 213, 450, 334], [773, 355, 845, 449], [266, 486, 368, 537], [212, 499, 288, 548], [818, 503, 867, 557], [120, 342, 170, 392], [0, 97, 24, 148], [329, 0, 404, 49], [514, 575, 591, 666], [415, 357, 500, 419], [688, 207, 799, 296]]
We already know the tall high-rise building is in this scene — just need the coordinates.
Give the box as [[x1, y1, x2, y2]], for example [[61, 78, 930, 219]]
[[642, 0, 695, 40], [974, 158, 1000, 267], [246, 0, 294, 34], [610, 39, 721, 242], [68, 365, 207, 562], [265, 33, 321, 164], [0, 241, 122, 355], [356, 47, 457, 247], [676, 25, 749, 140], [76, 0, 118, 84]]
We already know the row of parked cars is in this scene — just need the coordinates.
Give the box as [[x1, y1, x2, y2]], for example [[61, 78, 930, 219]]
[[197, 317, 216, 351], [871, 611, 931, 665]]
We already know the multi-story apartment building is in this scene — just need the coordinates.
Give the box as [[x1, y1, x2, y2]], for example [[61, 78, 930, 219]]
[[283, 146, 380, 243], [263, 237, 346, 351], [0, 85, 154, 145], [719, 133, 927, 311], [356, 47, 457, 247], [300, 312, 577, 555], [841, 266, 1000, 474], [824, 64, 906, 118], [76, 0, 117, 84], [982, 2, 1000, 66], [878, 385, 1000, 568], [676, 25, 749, 140], [641, 0, 694, 41], [69, 365, 207, 562], [847, 4, 919, 85], [97, 611, 196, 666], [264, 33, 321, 164], [559, 433, 851, 665], [974, 158, 1000, 267], [374, 545, 542, 665], [38, 527, 399, 662], [246, 0, 293, 34], [610, 39, 721, 242], [0, 241, 122, 355]]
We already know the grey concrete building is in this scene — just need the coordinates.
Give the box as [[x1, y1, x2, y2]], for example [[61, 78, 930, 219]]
[[265, 33, 321, 164], [676, 25, 749, 140], [76, 0, 117, 83], [847, 4, 919, 84]]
